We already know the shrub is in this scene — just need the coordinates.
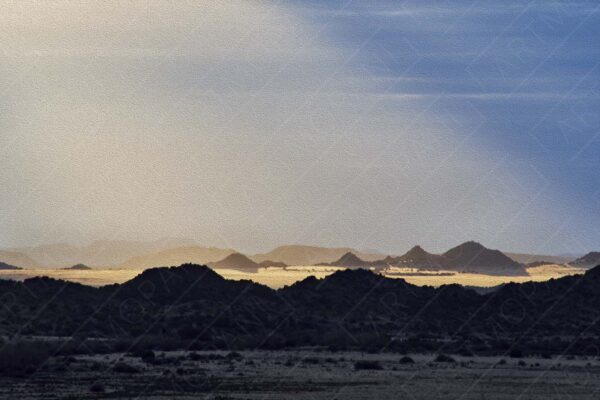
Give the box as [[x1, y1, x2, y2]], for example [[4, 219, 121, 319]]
[[0, 341, 50, 377], [112, 362, 140, 373], [139, 350, 156, 364], [302, 357, 320, 364], [354, 360, 383, 370], [434, 354, 455, 363], [457, 347, 474, 357], [399, 356, 415, 364], [226, 351, 243, 361], [89, 382, 105, 393], [509, 348, 524, 358]]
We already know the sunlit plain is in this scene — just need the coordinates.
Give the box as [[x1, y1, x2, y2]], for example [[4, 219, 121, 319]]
[[0, 263, 584, 289]]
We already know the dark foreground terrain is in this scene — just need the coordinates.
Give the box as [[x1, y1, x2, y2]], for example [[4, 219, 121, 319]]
[[2, 264, 600, 398], [1, 263, 600, 355], [2, 350, 600, 399]]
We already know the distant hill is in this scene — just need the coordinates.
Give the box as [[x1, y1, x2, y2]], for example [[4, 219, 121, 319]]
[[63, 263, 92, 270], [505, 252, 572, 265], [0, 250, 38, 268], [0, 261, 22, 270], [570, 252, 600, 268], [210, 253, 261, 272], [318, 252, 369, 267], [8, 238, 198, 267], [442, 241, 525, 275], [119, 245, 234, 269], [252, 245, 382, 265], [396, 245, 445, 268]]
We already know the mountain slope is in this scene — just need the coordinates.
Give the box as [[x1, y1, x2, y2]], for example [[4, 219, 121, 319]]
[[570, 252, 600, 268], [442, 241, 525, 275]]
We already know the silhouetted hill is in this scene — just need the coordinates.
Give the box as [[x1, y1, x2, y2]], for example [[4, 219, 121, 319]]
[[112, 264, 274, 302], [571, 252, 600, 268], [0, 262, 22, 270], [442, 241, 525, 275], [318, 252, 368, 267], [63, 263, 92, 270], [210, 253, 261, 272], [0, 276, 102, 336], [2, 263, 600, 355]]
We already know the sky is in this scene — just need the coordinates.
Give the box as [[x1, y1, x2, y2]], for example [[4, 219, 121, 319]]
[[0, 1, 598, 255]]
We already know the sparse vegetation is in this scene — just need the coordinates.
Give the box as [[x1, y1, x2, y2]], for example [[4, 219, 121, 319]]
[[226, 351, 243, 361], [113, 362, 140, 373], [89, 382, 105, 393], [0, 341, 50, 377], [434, 354, 456, 363], [509, 349, 524, 358], [354, 360, 383, 370]]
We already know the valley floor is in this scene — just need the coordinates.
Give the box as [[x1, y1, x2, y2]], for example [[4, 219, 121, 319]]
[[2, 350, 600, 399], [0, 263, 584, 288]]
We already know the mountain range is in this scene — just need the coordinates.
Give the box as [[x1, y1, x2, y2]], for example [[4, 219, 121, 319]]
[[0, 240, 592, 276], [1, 263, 599, 355], [0, 241, 381, 269], [6, 238, 198, 268], [324, 242, 526, 275]]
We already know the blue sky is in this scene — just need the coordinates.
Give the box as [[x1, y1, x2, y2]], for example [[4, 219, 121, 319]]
[[292, 0, 600, 253], [0, 1, 598, 255]]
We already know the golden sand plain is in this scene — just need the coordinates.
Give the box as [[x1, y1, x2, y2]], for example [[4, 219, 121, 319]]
[[0, 264, 584, 288]]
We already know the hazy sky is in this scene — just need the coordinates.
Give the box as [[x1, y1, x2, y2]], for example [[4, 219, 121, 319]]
[[1, 1, 598, 255]]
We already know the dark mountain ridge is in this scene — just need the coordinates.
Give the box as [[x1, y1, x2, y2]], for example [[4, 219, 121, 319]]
[[1, 263, 598, 355]]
